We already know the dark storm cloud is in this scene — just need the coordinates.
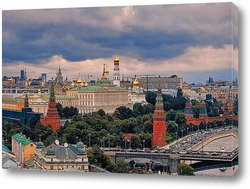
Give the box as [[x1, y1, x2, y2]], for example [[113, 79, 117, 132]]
[[2, 3, 235, 63]]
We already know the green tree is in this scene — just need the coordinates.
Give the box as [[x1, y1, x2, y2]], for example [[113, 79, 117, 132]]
[[143, 120, 153, 133], [146, 91, 157, 105], [56, 103, 63, 118], [29, 115, 40, 128], [97, 109, 106, 117], [175, 111, 186, 126], [177, 163, 194, 176], [113, 106, 133, 120], [166, 109, 177, 121], [112, 158, 131, 173], [191, 100, 200, 118]]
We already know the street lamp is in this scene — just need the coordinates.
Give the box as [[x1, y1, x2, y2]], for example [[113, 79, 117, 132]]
[[181, 129, 183, 138], [128, 140, 131, 149], [142, 140, 145, 150], [201, 130, 204, 156], [88, 134, 91, 148], [123, 139, 127, 150]]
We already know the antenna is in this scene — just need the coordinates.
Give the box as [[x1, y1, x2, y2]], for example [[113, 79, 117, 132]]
[[55, 139, 59, 146], [64, 143, 68, 148]]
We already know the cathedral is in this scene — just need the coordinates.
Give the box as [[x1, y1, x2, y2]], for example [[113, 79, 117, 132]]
[[128, 75, 147, 105]]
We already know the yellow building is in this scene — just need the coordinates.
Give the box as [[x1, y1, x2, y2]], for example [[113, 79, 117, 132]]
[[12, 133, 36, 167], [2, 98, 24, 110], [34, 141, 89, 171]]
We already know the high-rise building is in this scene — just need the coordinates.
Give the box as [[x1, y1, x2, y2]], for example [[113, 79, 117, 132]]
[[55, 66, 63, 84], [113, 55, 120, 87], [152, 88, 166, 147], [40, 81, 61, 132], [20, 70, 25, 81], [41, 73, 47, 82]]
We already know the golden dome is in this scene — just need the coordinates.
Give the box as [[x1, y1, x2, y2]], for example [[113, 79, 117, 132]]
[[76, 78, 82, 83], [80, 82, 84, 87], [76, 73, 82, 83], [133, 76, 139, 86], [104, 68, 109, 73], [84, 82, 88, 87], [199, 87, 206, 93], [101, 75, 107, 81], [70, 81, 76, 88], [114, 55, 119, 62]]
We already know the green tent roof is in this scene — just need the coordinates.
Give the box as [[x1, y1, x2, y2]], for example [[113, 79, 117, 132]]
[[12, 133, 33, 147]]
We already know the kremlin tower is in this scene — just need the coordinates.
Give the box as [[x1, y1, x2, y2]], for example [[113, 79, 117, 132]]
[[199, 100, 208, 118], [184, 98, 193, 120], [113, 55, 120, 87], [40, 80, 61, 132], [152, 88, 166, 147]]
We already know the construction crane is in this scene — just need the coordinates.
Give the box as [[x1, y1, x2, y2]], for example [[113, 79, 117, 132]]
[[136, 74, 156, 93]]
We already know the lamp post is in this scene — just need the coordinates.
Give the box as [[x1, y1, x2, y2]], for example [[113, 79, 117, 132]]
[[142, 140, 145, 150], [88, 134, 91, 148], [128, 140, 131, 149], [123, 139, 127, 151], [201, 130, 204, 156]]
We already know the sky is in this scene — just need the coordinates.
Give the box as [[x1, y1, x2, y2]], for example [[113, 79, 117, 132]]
[[2, 2, 239, 84]]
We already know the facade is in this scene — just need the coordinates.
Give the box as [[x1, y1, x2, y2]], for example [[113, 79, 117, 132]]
[[152, 88, 166, 147], [138, 75, 183, 90], [113, 55, 120, 87], [66, 65, 130, 114], [210, 86, 238, 104], [34, 142, 89, 171], [2, 94, 41, 126], [68, 85, 129, 114], [11, 133, 36, 167], [40, 82, 61, 132]]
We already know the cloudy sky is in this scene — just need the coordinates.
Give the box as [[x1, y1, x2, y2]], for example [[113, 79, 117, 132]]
[[2, 2, 238, 84]]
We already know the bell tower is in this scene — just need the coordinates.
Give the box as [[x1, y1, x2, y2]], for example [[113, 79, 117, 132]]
[[113, 55, 120, 87]]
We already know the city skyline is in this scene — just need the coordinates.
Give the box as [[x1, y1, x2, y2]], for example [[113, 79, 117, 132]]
[[2, 3, 238, 84]]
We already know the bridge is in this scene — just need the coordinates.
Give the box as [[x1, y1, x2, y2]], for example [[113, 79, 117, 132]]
[[110, 129, 238, 173], [191, 130, 238, 152], [113, 147, 238, 163]]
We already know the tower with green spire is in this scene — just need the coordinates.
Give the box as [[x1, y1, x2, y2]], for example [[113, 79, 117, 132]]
[[40, 78, 60, 132], [199, 100, 208, 118], [152, 86, 166, 147]]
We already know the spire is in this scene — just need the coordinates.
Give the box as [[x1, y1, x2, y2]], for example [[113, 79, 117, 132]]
[[50, 78, 55, 98], [24, 94, 29, 108], [59, 65, 61, 72]]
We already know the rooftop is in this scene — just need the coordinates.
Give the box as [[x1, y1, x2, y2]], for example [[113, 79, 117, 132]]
[[12, 133, 34, 147]]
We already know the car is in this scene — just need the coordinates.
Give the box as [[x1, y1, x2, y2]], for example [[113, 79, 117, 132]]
[[211, 152, 218, 156], [179, 150, 187, 154]]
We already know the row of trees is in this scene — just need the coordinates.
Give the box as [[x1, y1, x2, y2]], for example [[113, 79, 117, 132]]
[[146, 91, 186, 111]]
